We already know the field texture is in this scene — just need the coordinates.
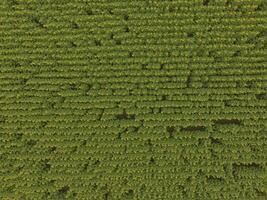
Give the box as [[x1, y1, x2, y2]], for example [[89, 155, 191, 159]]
[[0, 0, 267, 199]]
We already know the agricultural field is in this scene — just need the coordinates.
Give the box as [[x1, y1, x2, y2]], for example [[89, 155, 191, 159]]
[[0, 0, 266, 199]]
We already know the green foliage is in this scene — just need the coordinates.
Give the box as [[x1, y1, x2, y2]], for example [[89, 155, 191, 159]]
[[0, 0, 267, 199]]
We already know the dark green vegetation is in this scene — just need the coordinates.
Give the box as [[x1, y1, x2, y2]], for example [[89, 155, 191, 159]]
[[0, 0, 267, 199]]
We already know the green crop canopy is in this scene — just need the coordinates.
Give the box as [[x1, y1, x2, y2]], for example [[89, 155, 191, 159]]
[[0, 0, 266, 199]]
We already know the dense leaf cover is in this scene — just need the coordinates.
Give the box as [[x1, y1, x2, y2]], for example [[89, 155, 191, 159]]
[[0, 0, 266, 199]]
